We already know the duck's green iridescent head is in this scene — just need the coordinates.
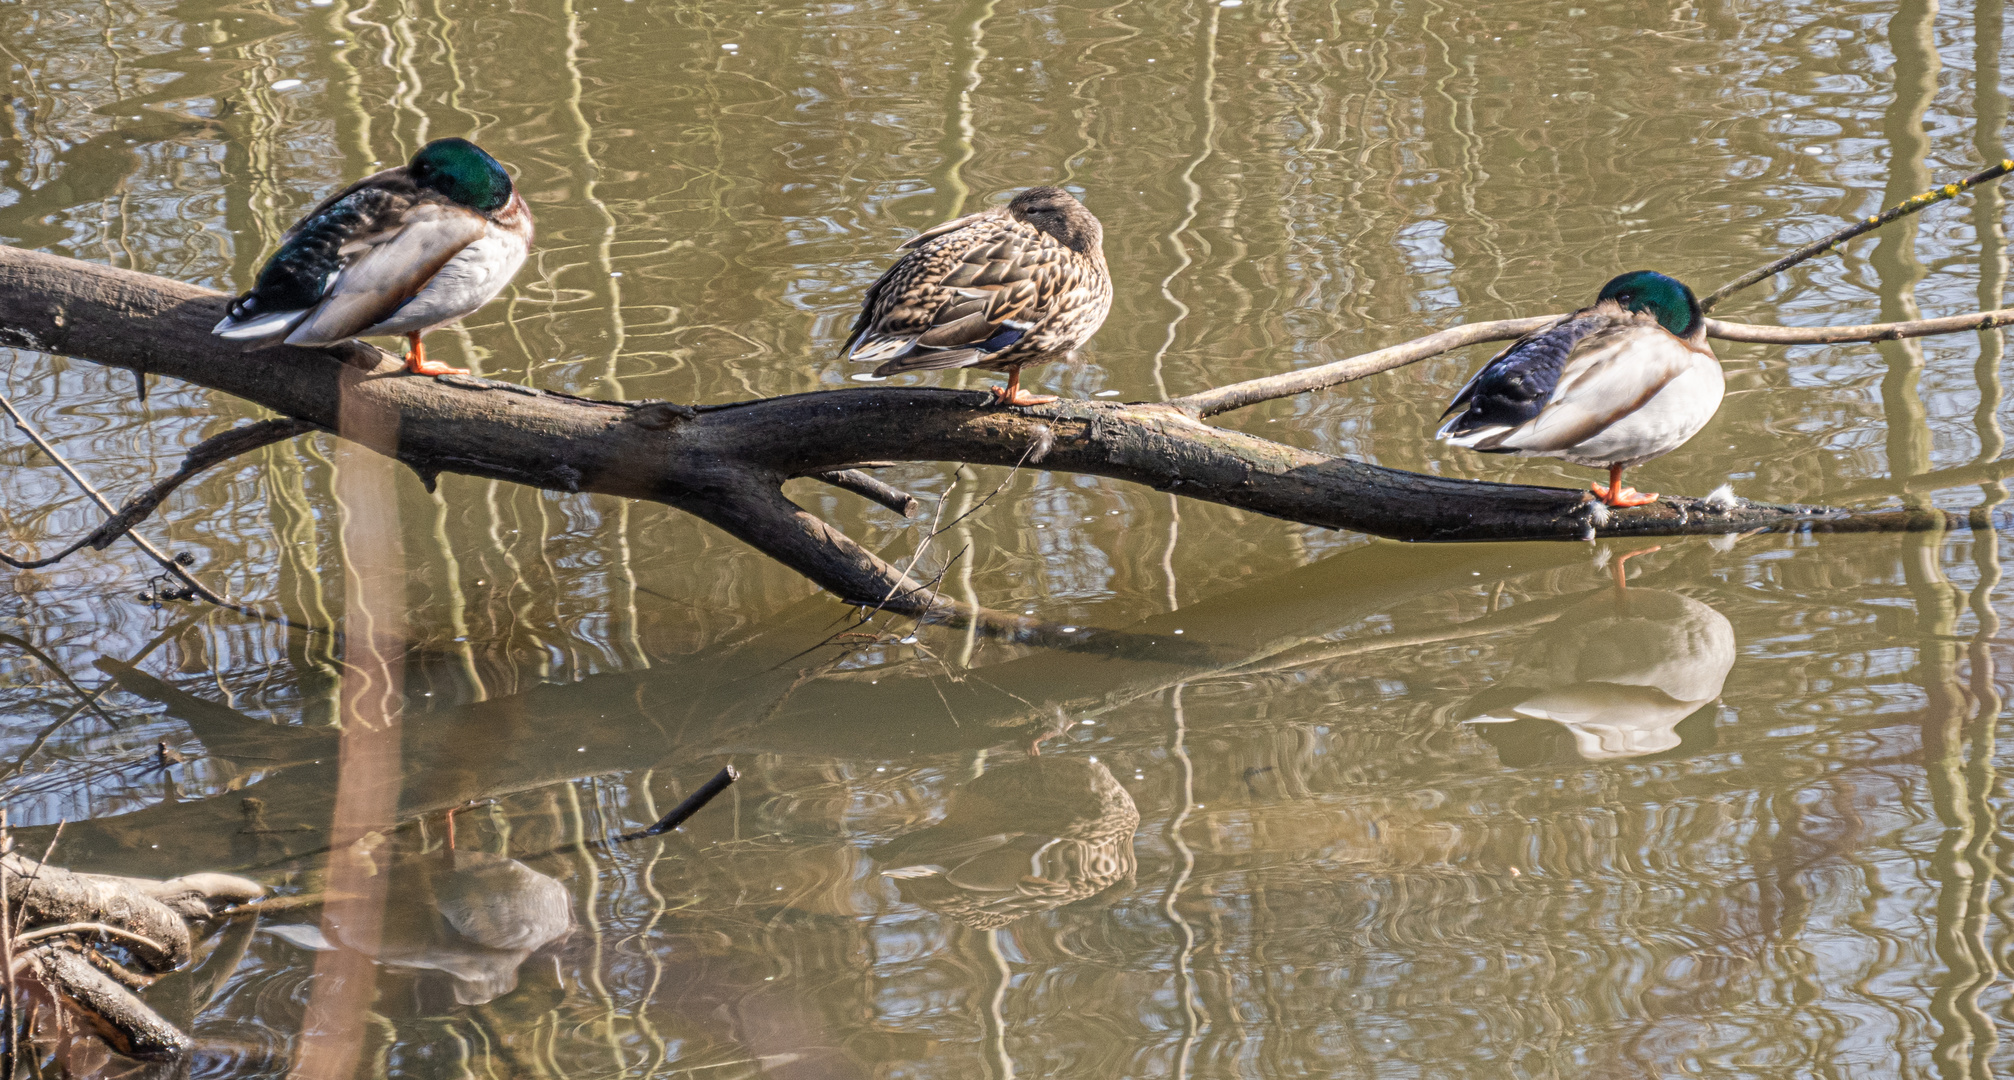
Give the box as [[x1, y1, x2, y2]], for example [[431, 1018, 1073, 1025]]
[[409, 138, 513, 212], [1597, 270, 1702, 339]]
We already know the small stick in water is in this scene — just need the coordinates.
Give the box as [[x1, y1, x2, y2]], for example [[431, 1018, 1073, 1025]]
[[605, 766, 739, 844]]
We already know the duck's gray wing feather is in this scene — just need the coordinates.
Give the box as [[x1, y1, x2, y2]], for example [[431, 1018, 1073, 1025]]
[[283, 201, 489, 345], [1490, 324, 1701, 453]]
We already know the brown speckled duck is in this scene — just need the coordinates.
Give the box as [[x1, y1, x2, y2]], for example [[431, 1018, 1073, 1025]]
[[843, 186, 1113, 407]]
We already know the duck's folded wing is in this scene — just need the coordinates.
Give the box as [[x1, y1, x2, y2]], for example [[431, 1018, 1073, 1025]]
[[855, 228, 1055, 373], [1490, 328, 1697, 453], [214, 182, 413, 340], [1436, 315, 1587, 442], [283, 203, 488, 346]]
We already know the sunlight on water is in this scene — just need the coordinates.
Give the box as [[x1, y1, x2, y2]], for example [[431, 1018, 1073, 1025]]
[[0, 0, 2011, 1075]]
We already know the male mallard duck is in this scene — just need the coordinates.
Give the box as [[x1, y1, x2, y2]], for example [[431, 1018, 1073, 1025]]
[[212, 137, 534, 376], [871, 756, 1138, 929], [1436, 270, 1722, 507], [843, 186, 1112, 407]]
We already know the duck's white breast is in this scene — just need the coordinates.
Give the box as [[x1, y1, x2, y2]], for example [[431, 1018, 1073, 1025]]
[[365, 225, 529, 336], [1559, 348, 1724, 469]]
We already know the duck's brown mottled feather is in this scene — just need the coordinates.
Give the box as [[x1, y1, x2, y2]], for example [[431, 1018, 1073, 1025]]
[[843, 190, 1111, 378]]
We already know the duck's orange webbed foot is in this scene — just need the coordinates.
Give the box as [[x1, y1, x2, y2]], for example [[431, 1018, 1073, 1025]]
[[990, 385, 1059, 407], [404, 333, 469, 377], [989, 369, 1057, 407], [1589, 483, 1660, 508]]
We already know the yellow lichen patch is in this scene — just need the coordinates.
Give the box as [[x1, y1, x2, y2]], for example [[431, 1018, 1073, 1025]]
[[1944, 184, 1961, 197]]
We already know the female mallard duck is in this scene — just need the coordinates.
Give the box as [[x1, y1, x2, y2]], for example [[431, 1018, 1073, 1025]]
[[1436, 270, 1721, 507], [212, 137, 533, 377], [843, 186, 1112, 407]]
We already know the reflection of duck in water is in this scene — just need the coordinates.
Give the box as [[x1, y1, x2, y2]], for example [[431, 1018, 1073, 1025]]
[[1464, 585, 1735, 762], [266, 841, 573, 1006], [871, 757, 1138, 929]]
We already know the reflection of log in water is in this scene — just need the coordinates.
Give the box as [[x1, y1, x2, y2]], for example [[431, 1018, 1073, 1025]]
[[872, 756, 1138, 929], [1463, 588, 1735, 762]]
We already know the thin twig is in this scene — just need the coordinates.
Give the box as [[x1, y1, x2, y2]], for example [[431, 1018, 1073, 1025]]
[[0, 419, 312, 570], [1702, 308, 2014, 345], [603, 765, 739, 843], [219, 767, 744, 919], [0, 394, 323, 631], [1701, 158, 2014, 311], [10, 822, 62, 941], [0, 391, 226, 603], [83, 419, 317, 552], [1179, 305, 2014, 419], [1169, 316, 1558, 418]]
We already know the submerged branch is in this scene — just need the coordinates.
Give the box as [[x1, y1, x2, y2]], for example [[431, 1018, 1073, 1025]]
[[0, 847, 262, 1062]]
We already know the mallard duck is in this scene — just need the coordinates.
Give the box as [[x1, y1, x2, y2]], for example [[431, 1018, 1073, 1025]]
[[212, 137, 534, 377], [843, 186, 1112, 407], [1436, 270, 1722, 507], [871, 756, 1138, 929]]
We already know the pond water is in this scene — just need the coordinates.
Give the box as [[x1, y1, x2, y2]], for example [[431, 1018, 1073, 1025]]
[[0, 0, 2011, 1075]]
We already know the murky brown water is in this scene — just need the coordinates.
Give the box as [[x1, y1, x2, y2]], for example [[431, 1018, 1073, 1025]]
[[1, 0, 2012, 1074]]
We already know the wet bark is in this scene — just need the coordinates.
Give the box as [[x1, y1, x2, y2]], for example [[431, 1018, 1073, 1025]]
[[0, 851, 261, 1062], [0, 245, 1977, 623]]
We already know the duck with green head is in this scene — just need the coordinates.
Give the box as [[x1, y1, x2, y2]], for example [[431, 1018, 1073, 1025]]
[[1436, 270, 1722, 507], [213, 137, 534, 376]]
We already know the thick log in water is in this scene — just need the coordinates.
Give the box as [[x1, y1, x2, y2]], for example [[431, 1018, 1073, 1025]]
[[0, 245, 1981, 623]]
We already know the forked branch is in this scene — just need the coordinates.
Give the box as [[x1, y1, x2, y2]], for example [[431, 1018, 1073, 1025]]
[[0, 242, 2002, 627]]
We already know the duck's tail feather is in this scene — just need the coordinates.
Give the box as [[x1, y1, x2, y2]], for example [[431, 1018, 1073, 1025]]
[[873, 347, 987, 376], [1435, 415, 1515, 449], [213, 307, 312, 342]]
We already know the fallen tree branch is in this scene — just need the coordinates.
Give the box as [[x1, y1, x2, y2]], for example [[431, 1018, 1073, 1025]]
[[0, 245, 1994, 627]]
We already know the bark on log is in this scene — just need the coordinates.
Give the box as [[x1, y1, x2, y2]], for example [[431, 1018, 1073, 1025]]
[[0, 246, 1977, 623], [1, 853, 190, 972], [24, 948, 190, 1060]]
